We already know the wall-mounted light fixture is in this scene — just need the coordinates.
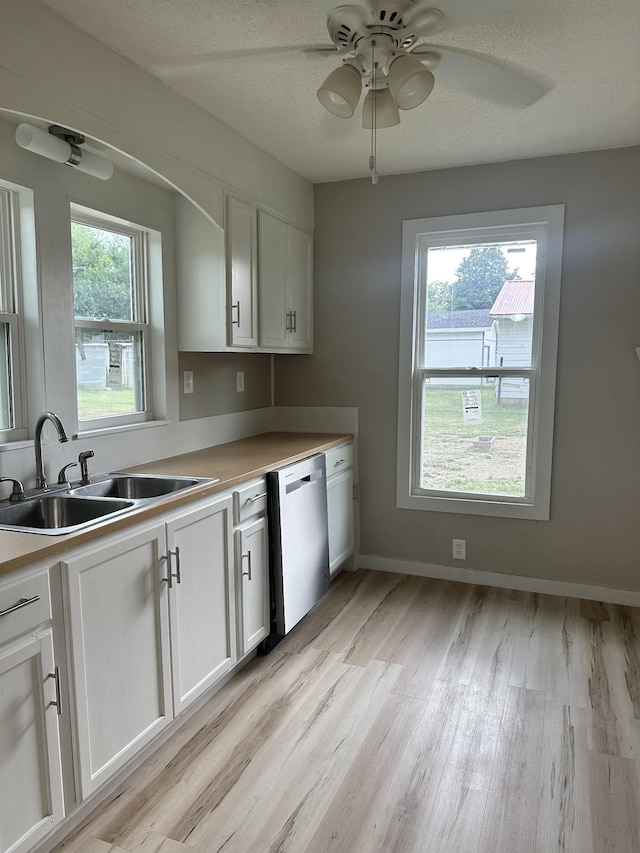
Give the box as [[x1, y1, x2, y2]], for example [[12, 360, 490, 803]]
[[15, 123, 114, 181]]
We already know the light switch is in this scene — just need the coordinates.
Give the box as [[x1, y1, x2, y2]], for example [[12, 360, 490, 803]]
[[237, 371, 245, 392]]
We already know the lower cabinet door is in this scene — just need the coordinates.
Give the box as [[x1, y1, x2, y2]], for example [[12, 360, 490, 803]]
[[235, 517, 269, 656], [327, 468, 355, 575], [166, 496, 235, 715], [64, 525, 172, 799], [0, 629, 64, 853]]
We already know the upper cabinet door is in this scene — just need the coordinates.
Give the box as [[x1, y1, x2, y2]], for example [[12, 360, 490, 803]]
[[287, 225, 313, 352], [258, 210, 288, 350], [258, 211, 313, 353], [226, 196, 258, 348]]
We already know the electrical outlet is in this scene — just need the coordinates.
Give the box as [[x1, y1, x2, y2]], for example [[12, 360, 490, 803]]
[[183, 370, 194, 394], [453, 539, 466, 560], [236, 371, 245, 392]]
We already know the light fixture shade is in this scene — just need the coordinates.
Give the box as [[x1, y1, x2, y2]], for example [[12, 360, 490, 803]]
[[15, 123, 114, 180], [362, 88, 400, 129], [317, 63, 363, 118], [388, 54, 435, 110]]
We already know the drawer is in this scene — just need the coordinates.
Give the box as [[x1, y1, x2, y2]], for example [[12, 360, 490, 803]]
[[233, 477, 268, 524], [325, 442, 354, 478], [0, 568, 51, 645]]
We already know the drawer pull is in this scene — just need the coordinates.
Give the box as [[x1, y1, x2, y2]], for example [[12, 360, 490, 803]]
[[0, 595, 40, 619], [48, 667, 62, 716], [334, 459, 346, 466], [246, 492, 267, 503]]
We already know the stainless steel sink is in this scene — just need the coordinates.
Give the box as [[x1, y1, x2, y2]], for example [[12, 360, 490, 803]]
[[0, 473, 217, 535], [0, 495, 134, 535], [70, 474, 206, 500]]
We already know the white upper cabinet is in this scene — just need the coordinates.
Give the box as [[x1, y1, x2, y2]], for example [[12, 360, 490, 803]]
[[226, 195, 258, 349], [175, 194, 228, 352], [258, 210, 313, 353]]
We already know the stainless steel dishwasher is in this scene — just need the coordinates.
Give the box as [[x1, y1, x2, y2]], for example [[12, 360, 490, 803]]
[[260, 453, 330, 652]]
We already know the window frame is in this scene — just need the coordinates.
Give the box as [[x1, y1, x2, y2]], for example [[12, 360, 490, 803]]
[[71, 206, 154, 431], [397, 205, 564, 520], [0, 184, 27, 442]]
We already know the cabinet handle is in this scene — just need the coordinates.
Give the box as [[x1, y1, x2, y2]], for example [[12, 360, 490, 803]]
[[48, 667, 62, 716], [242, 551, 252, 581], [0, 595, 40, 618], [161, 548, 181, 587], [173, 546, 181, 585], [291, 310, 297, 333], [334, 459, 346, 467], [246, 492, 267, 503], [232, 301, 241, 327]]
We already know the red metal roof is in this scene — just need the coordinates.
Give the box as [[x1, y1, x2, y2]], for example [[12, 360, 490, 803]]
[[490, 279, 534, 316]]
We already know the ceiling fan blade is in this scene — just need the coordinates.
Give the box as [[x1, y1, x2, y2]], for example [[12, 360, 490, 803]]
[[154, 45, 338, 77], [405, 0, 528, 29], [413, 45, 548, 107]]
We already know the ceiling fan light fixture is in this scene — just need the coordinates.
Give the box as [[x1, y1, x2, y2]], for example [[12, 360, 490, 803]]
[[362, 88, 400, 129], [317, 61, 363, 118], [388, 53, 435, 110]]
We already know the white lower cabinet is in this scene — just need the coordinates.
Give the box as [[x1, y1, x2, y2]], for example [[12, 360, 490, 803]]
[[233, 477, 270, 657], [166, 496, 234, 715], [63, 525, 173, 799], [64, 494, 235, 798], [325, 441, 356, 576], [0, 629, 64, 853], [235, 516, 269, 656]]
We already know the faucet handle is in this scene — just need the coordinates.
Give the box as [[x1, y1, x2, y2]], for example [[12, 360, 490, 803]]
[[57, 462, 78, 486], [78, 450, 95, 485], [0, 477, 26, 502]]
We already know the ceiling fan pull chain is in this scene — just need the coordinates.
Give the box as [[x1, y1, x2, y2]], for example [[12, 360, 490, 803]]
[[370, 40, 378, 185]]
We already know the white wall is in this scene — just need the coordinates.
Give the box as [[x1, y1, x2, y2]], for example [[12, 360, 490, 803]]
[[0, 0, 313, 231], [0, 0, 317, 488]]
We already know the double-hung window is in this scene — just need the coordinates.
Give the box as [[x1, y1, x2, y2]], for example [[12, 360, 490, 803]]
[[397, 205, 564, 520], [71, 205, 153, 431], [0, 184, 26, 442]]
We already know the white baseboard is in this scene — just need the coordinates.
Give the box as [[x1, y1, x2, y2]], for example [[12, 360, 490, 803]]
[[359, 554, 640, 607]]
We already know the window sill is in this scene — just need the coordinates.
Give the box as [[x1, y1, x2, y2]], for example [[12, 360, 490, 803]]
[[0, 437, 33, 453], [397, 492, 550, 521], [73, 419, 170, 440]]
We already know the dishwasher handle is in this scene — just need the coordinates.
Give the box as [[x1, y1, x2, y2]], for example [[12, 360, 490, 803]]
[[285, 468, 323, 493]]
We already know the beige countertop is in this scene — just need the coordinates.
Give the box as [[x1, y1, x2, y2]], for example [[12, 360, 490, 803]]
[[0, 432, 352, 578]]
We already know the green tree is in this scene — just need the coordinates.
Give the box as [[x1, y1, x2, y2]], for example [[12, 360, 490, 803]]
[[426, 279, 453, 312], [451, 247, 520, 311], [71, 223, 132, 319]]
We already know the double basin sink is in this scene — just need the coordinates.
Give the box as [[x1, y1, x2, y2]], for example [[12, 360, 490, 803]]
[[0, 474, 217, 535]]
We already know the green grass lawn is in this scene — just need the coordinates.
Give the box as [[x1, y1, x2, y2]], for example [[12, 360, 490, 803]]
[[77, 386, 136, 420], [424, 384, 528, 437], [422, 384, 528, 496]]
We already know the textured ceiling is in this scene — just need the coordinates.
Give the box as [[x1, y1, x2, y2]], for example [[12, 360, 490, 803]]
[[41, 0, 640, 183]]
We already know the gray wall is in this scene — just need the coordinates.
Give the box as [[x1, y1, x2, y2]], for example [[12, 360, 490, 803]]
[[275, 146, 640, 592], [178, 352, 271, 420]]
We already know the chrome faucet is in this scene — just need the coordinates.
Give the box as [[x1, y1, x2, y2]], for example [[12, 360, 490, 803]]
[[35, 412, 69, 490]]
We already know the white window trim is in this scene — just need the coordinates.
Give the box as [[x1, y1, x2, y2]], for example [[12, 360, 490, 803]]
[[0, 184, 28, 443], [397, 205, 565, 521], [71, 205, 155, 432]]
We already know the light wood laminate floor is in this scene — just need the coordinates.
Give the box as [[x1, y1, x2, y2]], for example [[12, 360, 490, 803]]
[[55, 569, 640, 853]]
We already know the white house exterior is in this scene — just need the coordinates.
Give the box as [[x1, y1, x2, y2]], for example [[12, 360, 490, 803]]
[[425, 309, 496, 384], [490, 279, 534, 401]]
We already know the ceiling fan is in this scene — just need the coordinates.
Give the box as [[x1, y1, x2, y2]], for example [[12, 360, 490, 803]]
[[312, 0, 545, 121], [154, 0, 546, 182]]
